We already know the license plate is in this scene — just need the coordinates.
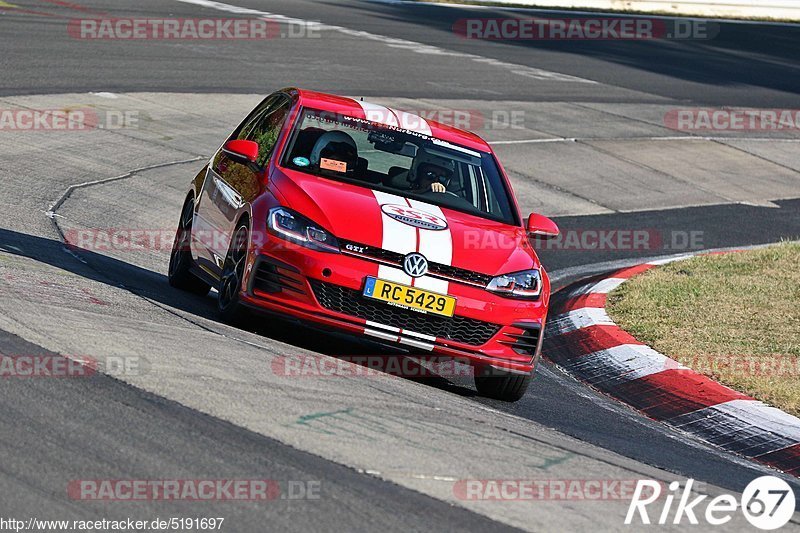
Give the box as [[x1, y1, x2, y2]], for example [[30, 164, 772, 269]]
[[363, 277, 456, 318]]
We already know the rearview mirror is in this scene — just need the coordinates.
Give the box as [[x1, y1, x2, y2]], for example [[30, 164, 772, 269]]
[[527, 213, 559, 240], [223, 139, 259, 164]]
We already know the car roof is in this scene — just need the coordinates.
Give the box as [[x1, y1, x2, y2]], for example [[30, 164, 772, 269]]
[[288, 88, 493, 153]]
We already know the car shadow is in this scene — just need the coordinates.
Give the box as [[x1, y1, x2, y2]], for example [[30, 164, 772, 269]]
[[0, 227, 479, 398]]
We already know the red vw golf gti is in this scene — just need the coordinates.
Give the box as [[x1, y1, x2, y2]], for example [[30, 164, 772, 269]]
[[169, 88, 559, 401]]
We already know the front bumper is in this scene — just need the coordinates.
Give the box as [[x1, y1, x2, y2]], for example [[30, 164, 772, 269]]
[[240, 240, 548, 374]]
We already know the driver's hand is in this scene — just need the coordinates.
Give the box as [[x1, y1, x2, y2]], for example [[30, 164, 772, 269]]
[[430, 182, 446, 193]]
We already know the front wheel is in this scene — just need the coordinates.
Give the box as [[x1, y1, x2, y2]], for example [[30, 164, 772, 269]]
[[217, 223, 250, 324], [474, 368, 532, 402], [168, 195, 211, 296]]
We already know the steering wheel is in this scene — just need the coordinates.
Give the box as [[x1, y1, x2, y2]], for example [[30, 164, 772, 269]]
[[421, 190, 460, 200]]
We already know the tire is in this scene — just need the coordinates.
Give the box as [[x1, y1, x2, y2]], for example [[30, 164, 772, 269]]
[[168, 195, 211, 296], [217, 222, 250, 325], [474, 368, 532, 402]]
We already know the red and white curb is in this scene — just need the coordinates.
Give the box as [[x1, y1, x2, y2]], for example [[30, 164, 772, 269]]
[[545, 254, 800, 477]]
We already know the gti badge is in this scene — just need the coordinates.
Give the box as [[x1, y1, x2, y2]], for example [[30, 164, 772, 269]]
[[381, 204, 447, 231], [403, 253, 429, 278]]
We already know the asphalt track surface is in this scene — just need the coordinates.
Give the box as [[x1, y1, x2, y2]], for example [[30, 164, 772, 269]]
[[0, 0, 800, 531]]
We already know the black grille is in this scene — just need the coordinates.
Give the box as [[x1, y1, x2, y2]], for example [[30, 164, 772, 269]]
[[310, 280, 501, 346], [340, 240, 493, 287], [498, 323, 542, 357], [427, 263, 492, 286], [251, 258, 304, 294]]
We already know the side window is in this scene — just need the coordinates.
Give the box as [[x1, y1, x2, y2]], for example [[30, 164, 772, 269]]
[[211, 94, 291, 203], [245, 97, 292, 167], [232, 95, 279, 142]]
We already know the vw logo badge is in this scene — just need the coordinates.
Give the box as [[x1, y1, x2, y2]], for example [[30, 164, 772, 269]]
[[403, 253, 428, 278]]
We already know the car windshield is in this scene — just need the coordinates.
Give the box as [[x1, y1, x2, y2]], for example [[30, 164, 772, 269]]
[[280, 108, 518, 225]]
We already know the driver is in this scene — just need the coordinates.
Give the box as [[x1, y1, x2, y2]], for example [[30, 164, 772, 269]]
[[408, 151, 455, 195]]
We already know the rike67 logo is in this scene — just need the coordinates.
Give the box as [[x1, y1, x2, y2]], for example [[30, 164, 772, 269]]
[[626, 477, 796, 530]]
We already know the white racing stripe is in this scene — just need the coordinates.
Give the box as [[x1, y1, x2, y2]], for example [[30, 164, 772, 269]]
[[358, 102, 453, 294], [399, 327, 435, 351], [356, 100, 433, 137], [358, 101, 399, 127], [399, 337, 435, 351], [366, 320, 401, 334], [406, 199, 452, 294], [366, 321, 435, 351], [394, 109, 432, 137], [370, 191, 454, 295], [365, 328, 401, 343], [401, 329, 436, 342], [372, 190, 415, 285]]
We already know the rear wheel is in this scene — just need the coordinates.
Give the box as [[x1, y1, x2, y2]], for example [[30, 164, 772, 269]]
[[474, 368, 532, 402], [217, 223, 250, 324], [168, 195, 211, 296]]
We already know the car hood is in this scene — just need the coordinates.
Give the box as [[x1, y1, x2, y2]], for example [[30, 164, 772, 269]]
[[273, 168, 539, 276]]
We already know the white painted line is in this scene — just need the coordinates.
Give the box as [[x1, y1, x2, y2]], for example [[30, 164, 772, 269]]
[[491, 138, 577, 145], [370, 0, 800, 27], [491, 136, 800, 146], [175, 0, 597, 84]]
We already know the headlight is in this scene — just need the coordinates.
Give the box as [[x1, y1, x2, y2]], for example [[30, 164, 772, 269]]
[[486, 269, 541, 299], [267, 207, 339, 253]]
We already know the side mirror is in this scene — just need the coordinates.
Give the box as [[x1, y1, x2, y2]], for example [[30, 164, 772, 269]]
[[223, 139, 259, 164], [527, 213, 559, 240]]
